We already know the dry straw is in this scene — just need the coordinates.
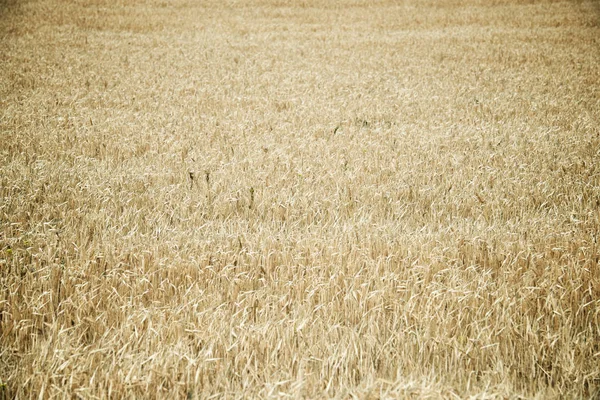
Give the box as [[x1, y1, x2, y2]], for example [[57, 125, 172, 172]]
[[1, 0, 599, 398]]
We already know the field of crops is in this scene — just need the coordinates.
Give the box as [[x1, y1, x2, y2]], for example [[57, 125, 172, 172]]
[[1, 0, 600, 398]]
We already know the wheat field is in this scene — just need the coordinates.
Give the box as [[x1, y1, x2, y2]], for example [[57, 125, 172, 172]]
[[1, 0, 600, 398]]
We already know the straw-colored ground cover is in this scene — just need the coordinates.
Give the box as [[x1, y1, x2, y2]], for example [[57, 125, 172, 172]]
[[1, 0, 599, 398]]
